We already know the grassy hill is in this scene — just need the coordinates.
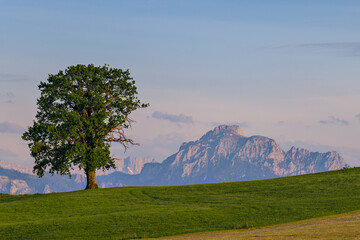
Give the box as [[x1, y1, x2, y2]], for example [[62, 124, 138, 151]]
[[1, 167, 360, 239]]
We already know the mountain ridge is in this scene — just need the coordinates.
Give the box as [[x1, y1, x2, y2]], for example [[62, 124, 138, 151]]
[[133, 125, 347, 186], [0, 125, 348, 194], [0, 157, 157, 194]]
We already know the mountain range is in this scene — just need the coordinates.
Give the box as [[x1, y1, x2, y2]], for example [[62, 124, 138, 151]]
[[0, 125, 348, 194], [108, 125, 348, 186], [0, 157, 156, 194]]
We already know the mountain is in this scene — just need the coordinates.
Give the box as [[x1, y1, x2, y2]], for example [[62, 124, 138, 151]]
[[109, 125, 347, 186], [0, 157, 156, 194], [0, 161, 34, 175], [0, 157, 156, 177], [106, 157, 157, 175], [0, 125, 348, 194], [0, 167, 85, 194]]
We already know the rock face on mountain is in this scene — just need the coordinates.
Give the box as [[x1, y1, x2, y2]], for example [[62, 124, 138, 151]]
[[135, 125, 347, 185], [109, 157, 157, 175]]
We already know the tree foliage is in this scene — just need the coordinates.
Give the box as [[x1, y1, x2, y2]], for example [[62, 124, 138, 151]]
[[22, 64, 148, 188]]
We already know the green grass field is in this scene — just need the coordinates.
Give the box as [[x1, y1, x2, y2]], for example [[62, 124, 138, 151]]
[[1, 167, 360, 239]]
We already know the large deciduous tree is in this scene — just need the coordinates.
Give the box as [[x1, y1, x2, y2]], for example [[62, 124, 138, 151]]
[[22, 64, 148, 189]]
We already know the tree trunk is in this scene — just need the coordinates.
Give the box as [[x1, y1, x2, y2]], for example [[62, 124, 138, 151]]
[[85, 170, 98, 189]]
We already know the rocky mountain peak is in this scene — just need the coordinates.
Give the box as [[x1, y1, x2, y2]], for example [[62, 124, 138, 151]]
[[139, 125, 348, 186], [179, 125, 244, 151], [213, 124, 244, 136], [200, 125, 244, 140]]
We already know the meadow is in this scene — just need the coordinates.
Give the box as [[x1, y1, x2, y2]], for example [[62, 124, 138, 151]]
[[1, 167, 360, 239], [155, 210, 360, 240]]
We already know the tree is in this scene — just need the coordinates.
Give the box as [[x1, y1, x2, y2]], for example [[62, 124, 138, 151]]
[[22, 64, 148, 189]]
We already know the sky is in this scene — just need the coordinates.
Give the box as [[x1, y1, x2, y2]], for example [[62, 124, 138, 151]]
[[1, 0, 360, 166]]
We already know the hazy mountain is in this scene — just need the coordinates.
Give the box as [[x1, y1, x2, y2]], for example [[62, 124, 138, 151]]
[[0, 161, 34, 175], [0, 125, 348, 194], [0, 157, 156, 194], [108, 125, 347, 186], [0, 157, 156, 177], [0, 167, 85, 194], [109, 157, 157, 175]]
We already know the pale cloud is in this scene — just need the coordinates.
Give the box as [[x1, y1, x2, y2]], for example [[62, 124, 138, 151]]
[[270, 42, 360, 57], [6, 92, 14, 104], [277, 121, 285, 125], [152, 111, 194, 124], [296, 42, 360, 56], [0, 122, 25, 134], [0, 148, 19, 161], [0, 73, 30, 82], [0, 91, 15, 104], [356, 114, 360, 121], [319, 116, 350, 126], [6, 92, 14, 98]]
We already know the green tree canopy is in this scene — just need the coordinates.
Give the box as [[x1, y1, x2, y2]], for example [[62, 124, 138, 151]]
[[22, 64, 148, 189]]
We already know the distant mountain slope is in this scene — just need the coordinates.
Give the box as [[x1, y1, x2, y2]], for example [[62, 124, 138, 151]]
[[0, 166, 85, 194], [127, 125, 347, 186], [0, 161, 34, 175]]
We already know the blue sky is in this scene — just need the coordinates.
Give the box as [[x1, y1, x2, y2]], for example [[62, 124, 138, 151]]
[[1, 1, 360, 166]]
